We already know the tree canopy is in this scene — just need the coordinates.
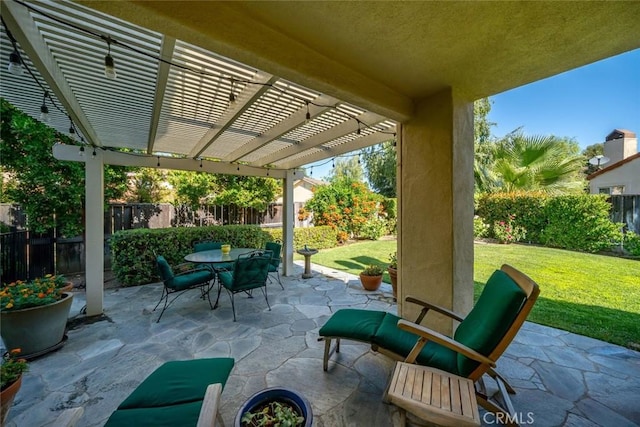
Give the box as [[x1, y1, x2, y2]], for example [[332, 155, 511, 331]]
[[361, 140, 396, 197], [327, 156, 364, 183]]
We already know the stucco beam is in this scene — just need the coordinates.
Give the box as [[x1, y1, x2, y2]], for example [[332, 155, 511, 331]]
[[53, 144, 288, 179]]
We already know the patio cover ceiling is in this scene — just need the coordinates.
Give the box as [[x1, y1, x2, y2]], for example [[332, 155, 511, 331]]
[[1, 1, 639, 175], [0, 0, 396, 175]]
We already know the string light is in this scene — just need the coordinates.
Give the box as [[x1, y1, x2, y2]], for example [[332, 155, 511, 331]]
[[356, 119, 361, 135], [39, 91, 49, 122], [8, 48, 23, 76], [305, 101, 311, 123], [92, 148, 97, 157], [157, 156, 160, 167], [199, 158, 203, 168], [229, 78, 236, 105], [68, 116, 75, 134], [104, 36, 116, 80], [79, 145, 85, 157], [332, 159, 335, 168]]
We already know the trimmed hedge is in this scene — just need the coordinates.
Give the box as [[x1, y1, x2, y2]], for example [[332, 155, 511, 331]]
[[476, 192, 623, 253], [476, 192, 548, 242], [540, 195, 623, 253], [111, 225, 337, 286]]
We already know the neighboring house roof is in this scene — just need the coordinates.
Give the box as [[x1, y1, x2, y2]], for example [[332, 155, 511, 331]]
[[587, 152, 640, 180], [606, 129, 636, 141]]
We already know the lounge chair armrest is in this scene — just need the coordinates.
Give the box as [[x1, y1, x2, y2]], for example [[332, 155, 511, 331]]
[[397, 319, 496, 368], [196, 383, 223, 427], [405, 295, 465, 323]]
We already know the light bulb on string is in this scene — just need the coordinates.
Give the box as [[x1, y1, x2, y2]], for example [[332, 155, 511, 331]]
[[40, 92, 49, 122], [104, 36, 116, 80], [200, 158, 203, 168], [68, 116, 75, 134], [332, 159, 335, 168], [92, 148, 97, 157], [229, 78, 236, 106], [79, 146, 85, 157], [157, 156, 160, 167], [305, 101, 311, 124], [356, 119, 361, 135], [8, 49, 23, 76]]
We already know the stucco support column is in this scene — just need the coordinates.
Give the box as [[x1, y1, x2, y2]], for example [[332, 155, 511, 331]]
[[85, 151, 104, 316], [282, 170, 295, 276], [398, 88, 474, 335]]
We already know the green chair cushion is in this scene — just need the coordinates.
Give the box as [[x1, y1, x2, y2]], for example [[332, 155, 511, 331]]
[[170, 269, 214, 291], [454, 269, 526, 376], [118, 358, 234, 409], [373, 313, 459, 374], [104, 400, 203, 427], [218, 270, 233, 289], [156, 256, 174, 281], [213, 262, 235, 272], [194, 241, 222, 252], [319, 309, 386, 342]]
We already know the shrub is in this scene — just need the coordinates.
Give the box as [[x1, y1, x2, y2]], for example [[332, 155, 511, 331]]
[[267, 226, 337, 251], [623, 232, 640, 256], [493, 215, 527, 244], [473, 216, 490, 238], [540, 194, 623, 253], [304, 178, 383, 241], [359, 217, 388, 240], [476, 192, 547, 242]]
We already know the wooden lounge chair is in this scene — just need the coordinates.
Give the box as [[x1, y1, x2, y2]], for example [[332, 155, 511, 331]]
[[318, 264, 539, 425]]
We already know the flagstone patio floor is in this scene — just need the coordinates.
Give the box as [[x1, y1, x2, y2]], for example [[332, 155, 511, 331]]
[[4, 262, 640, 427]]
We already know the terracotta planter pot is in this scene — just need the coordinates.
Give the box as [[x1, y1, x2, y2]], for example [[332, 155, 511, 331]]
[[1, 375, 22, 427], [387, 267, 398, 299], [359, 273, 382, 291], [0, 293, 73, 358]]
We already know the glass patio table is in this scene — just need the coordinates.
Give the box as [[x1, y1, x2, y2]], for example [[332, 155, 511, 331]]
[[184, 248, 257, 264]]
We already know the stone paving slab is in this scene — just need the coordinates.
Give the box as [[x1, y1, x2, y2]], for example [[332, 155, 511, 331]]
[[3, 261, 639, 427]]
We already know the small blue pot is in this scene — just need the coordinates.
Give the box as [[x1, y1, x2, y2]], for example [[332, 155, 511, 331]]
[[235, 387, 313, 426]]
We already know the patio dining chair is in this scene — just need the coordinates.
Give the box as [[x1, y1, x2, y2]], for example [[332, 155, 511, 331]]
[[215, 250, 272, 321], [154, 255, 216, 323], [265, 241, 284, 289], [319, 264, 540, 424]]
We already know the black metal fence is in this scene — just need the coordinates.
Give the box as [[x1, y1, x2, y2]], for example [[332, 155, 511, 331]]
[[0, 203, 284, 283], [610, 195, 640, 235]]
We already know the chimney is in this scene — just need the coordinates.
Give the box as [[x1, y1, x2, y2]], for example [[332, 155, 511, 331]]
[[603, 129, 637, 163]]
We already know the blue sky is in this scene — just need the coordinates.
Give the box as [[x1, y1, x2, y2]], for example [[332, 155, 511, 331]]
[[308, 48, 639, 179]]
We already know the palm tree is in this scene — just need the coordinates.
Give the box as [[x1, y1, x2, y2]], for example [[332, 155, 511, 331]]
[[476, 132, 586, 194]]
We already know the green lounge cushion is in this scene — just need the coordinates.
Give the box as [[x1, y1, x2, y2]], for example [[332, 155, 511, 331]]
[[454, 269, 526, 376], [319, 309, 386, 342], [118, 358, 234, 409], [105, 400, 202, 427], [373, 313, 458, 374]]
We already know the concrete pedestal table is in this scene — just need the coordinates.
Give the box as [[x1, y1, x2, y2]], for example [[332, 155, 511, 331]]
[[297, 248, 318, 279]]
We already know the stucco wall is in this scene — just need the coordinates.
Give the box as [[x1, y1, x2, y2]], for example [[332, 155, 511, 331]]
[[589, 159, 640, 195]]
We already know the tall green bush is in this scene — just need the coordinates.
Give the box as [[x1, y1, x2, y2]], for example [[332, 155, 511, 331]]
[[476, 192, 548, 242], [540, 195, 623, 253], [111, 225, 337, 286]]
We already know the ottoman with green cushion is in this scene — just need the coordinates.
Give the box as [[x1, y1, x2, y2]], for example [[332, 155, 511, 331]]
[[104, 358, 234, 427]]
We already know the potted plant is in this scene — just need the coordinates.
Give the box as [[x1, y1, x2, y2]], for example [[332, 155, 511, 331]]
[[0, 275, 74, 359], [1, 349, 28, 426], [235, 387, 312, 427], [387, 252, 398, 299], [360, 264, 384, 291]]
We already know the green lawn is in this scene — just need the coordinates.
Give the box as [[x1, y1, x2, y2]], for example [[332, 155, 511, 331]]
[[297, 240, 640, 348]]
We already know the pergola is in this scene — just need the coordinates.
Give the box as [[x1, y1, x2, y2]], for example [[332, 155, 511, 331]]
[[1, 1, 639, 327]]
